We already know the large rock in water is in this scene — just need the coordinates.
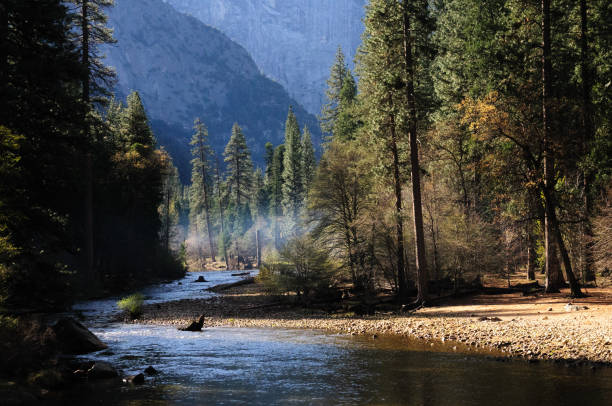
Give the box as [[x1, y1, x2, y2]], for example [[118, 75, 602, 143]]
[[52, 318, 107, 354]]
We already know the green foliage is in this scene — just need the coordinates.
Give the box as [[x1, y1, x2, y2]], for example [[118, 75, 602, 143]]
[[301, 126, 316, 193], [224, 123, 254, 208], [261, 236, 333, 299], [320, 47, 348, 134], [282, 108, 303, 221], [117, 293, 145, 319]]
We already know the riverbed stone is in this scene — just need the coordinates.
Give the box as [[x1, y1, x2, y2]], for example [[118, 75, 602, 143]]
[[123, 373, 145, 385], [87, 361, 118, 379], [144, 366, 159, 375], [52, 318, 107, 354]]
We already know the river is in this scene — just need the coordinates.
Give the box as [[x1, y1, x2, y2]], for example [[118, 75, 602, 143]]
[[57, 271, 612, 405]]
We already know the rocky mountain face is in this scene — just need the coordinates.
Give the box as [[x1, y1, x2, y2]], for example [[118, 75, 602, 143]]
[[163, 0, 367, 115], [104, 0, 319, 180]]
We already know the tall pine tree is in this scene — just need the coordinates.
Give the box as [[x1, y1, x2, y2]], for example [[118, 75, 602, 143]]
[[282, 107, 303, 222], [190, 118, 216, 261]]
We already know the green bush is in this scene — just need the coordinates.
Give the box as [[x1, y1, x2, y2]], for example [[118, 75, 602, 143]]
[[260, 236, 334, 300], [117, 293, 144, 319]]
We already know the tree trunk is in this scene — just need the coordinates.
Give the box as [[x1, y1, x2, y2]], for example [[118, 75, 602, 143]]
[[389, 112, 407, 301], [543, 188, 584, 297], [164, 186, 171, 250], [542, 0, 556, 294], [199, 141, 215, 262], [526, 224, 536, 280], [402, 2, 428, 304], [541, 0, 583, 298], [580, 0, 595, 282], [82, 0, 95, 283], [215, 157, 229, 269], [255, 229, 262, 269]]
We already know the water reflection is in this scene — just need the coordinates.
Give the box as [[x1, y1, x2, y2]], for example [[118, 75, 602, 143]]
[[57, 271, 612, 405]]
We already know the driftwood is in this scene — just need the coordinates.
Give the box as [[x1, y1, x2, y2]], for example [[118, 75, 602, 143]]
[[239, 302, 286, 311], [206, 277, 255, 292], [179, 315, 205, 331], [231, 272, 250, 277]]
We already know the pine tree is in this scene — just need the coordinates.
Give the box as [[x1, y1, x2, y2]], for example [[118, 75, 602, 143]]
[[320, 46, 348, 134], [270, 145, 285, 248], [68, 0, 116, 281], [190, 118, 216, 261], [357, 0, 434, 302], [123, 91, 155, 148], [282, 107, 303, 221], [159, 149, 181, 251], [301, 126, 316, 193], [264, 142, 275, 182], [333, 69, 361, 141], [224, 123, 254, 208]]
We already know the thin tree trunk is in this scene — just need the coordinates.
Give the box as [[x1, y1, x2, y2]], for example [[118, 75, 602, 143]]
[[215, 157, 229, 269], [256, 229, 262, 269], [402, 2, 428, 304], [542, 0, 556, 294], [82, 0, 95, 283], [526, 223, 536, 280], [541, 0, 583, 297], [198, 140, 215, 262], [580, 0, 595, 282], [164, 186, 171, 250], [543, 187, 584, 297], [389, 112, 407, 301]]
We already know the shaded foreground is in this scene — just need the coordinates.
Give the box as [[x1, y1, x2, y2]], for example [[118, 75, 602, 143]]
[[134, 281, 612, 365]]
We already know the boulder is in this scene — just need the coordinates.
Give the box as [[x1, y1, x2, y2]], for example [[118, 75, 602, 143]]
[[144, 366, 159, 375], [193, 276, 207, 283], [87, 361, 118, 379], [52, 318, 107, 354], [123, 373, 145, 385]]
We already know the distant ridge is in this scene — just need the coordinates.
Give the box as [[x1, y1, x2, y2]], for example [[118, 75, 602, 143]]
[[104, 0, 320, 181]]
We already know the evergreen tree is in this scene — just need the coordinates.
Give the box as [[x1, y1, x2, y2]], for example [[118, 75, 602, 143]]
[[224, 123, 254, 207], [0, 0, 85, 306], [270, 145, 285, 248], [123, 91, 155, 147], [282, 107, 304, 221], [333, 69, 361, 141], [320, 46, 348, 134], [190, 118, 216, 261], [67, 0, 116, 281], [159, 149, 181, 251], [301, 126, 316, 193], [264, 142, 275, 182], [253, 168, 270, 221]]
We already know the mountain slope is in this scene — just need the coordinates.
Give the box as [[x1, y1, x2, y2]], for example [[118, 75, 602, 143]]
[[164, 0, 366, 115], [104, 0, 320, 180]]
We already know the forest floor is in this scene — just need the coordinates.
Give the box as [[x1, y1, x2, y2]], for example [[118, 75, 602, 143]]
[[135, 275, 612, 366]]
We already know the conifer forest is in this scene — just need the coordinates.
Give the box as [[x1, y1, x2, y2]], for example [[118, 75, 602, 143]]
[[1, 0, 611, 404]]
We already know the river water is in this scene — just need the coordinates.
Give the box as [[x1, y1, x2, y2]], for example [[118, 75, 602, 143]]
[[59, 271, 612, 405]]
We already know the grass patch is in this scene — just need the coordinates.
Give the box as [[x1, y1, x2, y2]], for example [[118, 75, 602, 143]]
[[117, 293, 144, 319]]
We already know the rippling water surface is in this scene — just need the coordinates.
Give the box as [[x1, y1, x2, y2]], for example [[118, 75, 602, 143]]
[[61, 271, 612, 405]]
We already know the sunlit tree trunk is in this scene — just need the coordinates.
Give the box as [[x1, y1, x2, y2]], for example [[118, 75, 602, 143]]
[[402, 1, 428, 304]]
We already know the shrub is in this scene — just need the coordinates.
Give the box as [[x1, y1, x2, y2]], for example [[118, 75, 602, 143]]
[[117, 293, 144, 319], [261, 236, 334, 300]]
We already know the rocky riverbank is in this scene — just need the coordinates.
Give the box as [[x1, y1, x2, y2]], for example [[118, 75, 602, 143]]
[[132, 282, 612, 366]]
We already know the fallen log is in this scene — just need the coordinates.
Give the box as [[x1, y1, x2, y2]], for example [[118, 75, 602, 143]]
[[231, 272, 250, 276], [206, 277, 255, 292], [239, 302, 286, 311], [179, 315, 205, 331]]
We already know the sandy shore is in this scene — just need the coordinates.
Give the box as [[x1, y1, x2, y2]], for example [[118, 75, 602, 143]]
[[133, 282, 612, 365]]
